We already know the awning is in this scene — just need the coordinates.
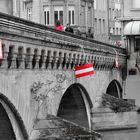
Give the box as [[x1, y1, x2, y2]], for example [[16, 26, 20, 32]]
[[124, 21, 140, 35]]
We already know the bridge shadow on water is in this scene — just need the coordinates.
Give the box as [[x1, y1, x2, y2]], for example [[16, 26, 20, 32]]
[[99, 112, 140, 140]]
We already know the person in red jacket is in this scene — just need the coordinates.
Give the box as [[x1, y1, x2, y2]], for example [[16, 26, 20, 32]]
[[54, 20, 64, 31]]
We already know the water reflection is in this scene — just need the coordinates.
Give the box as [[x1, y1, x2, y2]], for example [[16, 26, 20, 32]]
[[99, 113, 140, 140]]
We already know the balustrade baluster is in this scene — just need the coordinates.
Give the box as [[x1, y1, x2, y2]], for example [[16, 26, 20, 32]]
[[9, 52, 17, 69], [47, 56, 53, 69], [72, 55, 76, 68], [57, 53, 62, 69], [68, 56, 73, 70], [53, 56, 59, 69], [62, 53, 67, 69], [0, 52, 8, 68], [40, 55, 47, 69], [18, 53, 25, 69], [25, 55, 30, 69], [28, 54, 33, 69], [34, 55, 40, 69]]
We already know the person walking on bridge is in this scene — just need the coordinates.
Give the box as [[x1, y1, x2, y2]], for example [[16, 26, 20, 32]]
[[54, 20, 64, 31], [65, 23, 74, 33]]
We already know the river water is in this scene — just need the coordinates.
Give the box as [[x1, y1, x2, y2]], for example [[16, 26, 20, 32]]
[[100, 113, 140, 140]]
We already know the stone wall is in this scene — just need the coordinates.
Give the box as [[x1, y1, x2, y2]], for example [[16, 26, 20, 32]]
[[92, 93, 138, 131], [101, 93, 137, 112]]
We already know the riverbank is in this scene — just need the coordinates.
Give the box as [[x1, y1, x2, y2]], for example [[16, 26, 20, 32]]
[[99, 112, 140, 140]]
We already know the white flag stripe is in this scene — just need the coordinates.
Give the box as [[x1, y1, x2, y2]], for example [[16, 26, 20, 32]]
[[75, 67, 93, 75]]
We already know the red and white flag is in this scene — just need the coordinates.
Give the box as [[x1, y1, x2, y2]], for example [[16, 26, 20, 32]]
[[0, 39, 3, 59], [74, 63, 94, 78]]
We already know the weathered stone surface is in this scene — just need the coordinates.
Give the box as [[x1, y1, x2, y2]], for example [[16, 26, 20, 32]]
[[92, 94, 138, 131], [30, 115, 102, 140], [100, 93, 137, 112]]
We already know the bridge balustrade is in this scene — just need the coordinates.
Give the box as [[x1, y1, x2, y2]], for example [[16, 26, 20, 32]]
[[0, 12, 126, 70]]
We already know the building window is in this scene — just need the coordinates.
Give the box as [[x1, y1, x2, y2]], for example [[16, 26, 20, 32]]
[[87, 7, 92, 27], [68, 6, 75, 25], [103, 19, 105, 33], [27, 8, 32, 21], [113, 28, 115, 34], [99, 19, 101, 34], [44, 7, 50, 25], [54, 7, 63, 25], [109, 8, 111, 19], [132, 0, 140, 9], [112, 9, 115, 19], [134, 37, 140, 51], [94, 18, 97, 34], [116, 28, 118, 35], [80, 6, 86, 26], [120, 28, 121, 35], [94, 0, 96, 10], [24, 1, 32, 20]]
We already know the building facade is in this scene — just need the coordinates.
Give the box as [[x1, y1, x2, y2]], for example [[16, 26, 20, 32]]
[[8, 0, 93, 36], [0, 0, 124, 42], [108, 0, 122, 45], [121, 0, 140, 106], [94, 0, 122, 45], [94, 0, 109, 42]]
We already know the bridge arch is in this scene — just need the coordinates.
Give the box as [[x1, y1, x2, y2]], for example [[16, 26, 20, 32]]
[[57, 83, 92, 129], [0, 93, 28, 140], [106, 80, 123, 98]]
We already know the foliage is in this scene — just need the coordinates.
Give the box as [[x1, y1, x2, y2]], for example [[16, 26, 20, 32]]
[[102, 94, 136, 113]]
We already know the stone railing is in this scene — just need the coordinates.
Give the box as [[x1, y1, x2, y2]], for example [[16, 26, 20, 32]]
[[0, 12, 126, 70]]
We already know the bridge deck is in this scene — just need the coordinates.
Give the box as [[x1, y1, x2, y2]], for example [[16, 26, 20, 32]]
[[0, 12, 126, 71]]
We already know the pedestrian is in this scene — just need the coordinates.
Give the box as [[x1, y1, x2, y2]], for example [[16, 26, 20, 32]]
[[86, 28, 93, 38], [75, 26, 81, 36], [54, 20, 64, 31], [65, 23, 74, 33]]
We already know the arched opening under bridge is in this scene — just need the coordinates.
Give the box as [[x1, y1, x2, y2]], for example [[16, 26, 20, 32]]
[[0, 93, 28, 140], [57, 83, 92, 128], [0, 102, 16, 140], [106, 80, 122, 98]]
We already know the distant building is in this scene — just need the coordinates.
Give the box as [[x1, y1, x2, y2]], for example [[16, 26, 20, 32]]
[[94, 0, 109, 42], [94, 0, 122, 45], [9, 0, 94, 36], [0, 0, 12, 15], [108, 0, 122, 46], [120, 0, 140, 106]]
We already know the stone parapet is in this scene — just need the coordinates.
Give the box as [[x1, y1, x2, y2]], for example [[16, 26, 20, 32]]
[[0, 12, 126, 71], [92, 111, 137, 131]]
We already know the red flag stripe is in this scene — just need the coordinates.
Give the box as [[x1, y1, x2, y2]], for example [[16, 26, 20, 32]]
[[74, 63, 94, 78], [0, 39, 3, 59], [74, 63, 93, 71], [75, 71, 94, 78]]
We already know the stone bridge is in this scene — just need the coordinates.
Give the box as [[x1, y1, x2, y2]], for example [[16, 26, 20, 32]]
[[0, 12, 129, 140]]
